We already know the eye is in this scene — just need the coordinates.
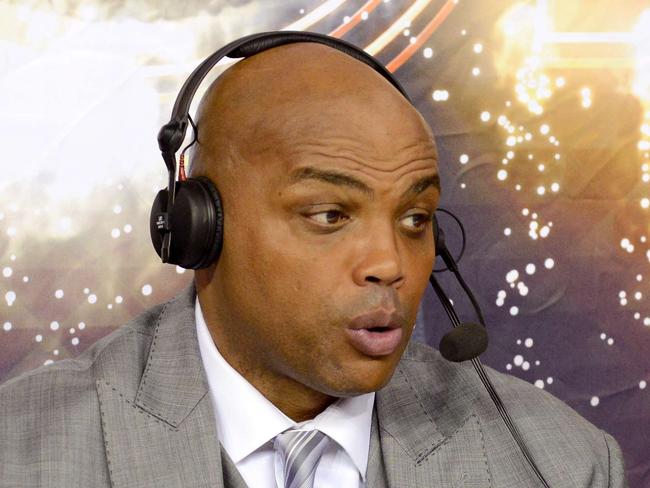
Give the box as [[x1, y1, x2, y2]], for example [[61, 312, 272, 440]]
[[402, 213, 432, 232], [307, 209, 349, 226]]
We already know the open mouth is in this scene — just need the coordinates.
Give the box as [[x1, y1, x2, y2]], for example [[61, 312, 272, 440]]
[[366, 326, 392, 332], [345, 327, 403, 357]]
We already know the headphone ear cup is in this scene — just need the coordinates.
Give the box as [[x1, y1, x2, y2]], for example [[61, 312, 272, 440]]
[[150, 188, 169, 259], [149, 176, 223, 269]]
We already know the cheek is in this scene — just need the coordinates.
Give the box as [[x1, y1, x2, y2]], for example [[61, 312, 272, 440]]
[[252, 214, 342, 290], [223, 211, 326, 320]]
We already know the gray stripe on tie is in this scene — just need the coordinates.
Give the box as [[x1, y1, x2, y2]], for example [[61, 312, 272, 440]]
[[275, 429, 331, 488]]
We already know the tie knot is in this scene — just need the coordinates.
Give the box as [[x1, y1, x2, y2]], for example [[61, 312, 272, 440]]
[[274, 429, 331, 488]]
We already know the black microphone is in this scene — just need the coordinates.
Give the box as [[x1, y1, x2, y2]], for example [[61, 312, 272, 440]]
[[439, 322, 488, 362], [428, 272, 488, 362], [432, 221, 488, 362]]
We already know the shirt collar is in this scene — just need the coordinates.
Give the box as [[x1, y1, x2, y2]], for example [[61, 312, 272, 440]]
[[195, 297, 374, 479]]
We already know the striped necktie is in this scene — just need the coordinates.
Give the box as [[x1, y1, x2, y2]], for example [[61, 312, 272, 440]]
[[274, 429, 331, 488]]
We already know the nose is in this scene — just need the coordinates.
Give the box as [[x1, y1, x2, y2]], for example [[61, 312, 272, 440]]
[[352, 222, 404, 287]]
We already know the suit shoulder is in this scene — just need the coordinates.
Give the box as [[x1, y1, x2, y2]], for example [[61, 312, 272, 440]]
[[400, 341, 610, 444], [0, 294, 189, 486], [0, 301, 166, 407], [398, 341, 622, 481]]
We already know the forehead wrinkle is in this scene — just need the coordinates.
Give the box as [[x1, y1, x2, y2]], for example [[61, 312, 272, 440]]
[[265, 97, 437, 163], [288, 166, 374, 197], [287, 141, 438, 172], [287, 166, 441, 198]]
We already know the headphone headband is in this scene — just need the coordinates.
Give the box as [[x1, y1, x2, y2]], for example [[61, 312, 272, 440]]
[[157, 30, 411, 157]]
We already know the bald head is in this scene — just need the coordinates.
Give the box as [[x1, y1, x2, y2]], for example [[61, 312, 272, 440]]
[[188, 42, 434, 184]]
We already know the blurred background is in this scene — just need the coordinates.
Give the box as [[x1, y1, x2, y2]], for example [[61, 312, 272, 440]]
[[0, 0, 648, 485]]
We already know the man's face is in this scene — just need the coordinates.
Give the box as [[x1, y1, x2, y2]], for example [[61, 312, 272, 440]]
[[205, 87, 440, 399]]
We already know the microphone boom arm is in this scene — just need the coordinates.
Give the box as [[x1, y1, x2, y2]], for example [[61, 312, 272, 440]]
[[430, 244, 551, 487]]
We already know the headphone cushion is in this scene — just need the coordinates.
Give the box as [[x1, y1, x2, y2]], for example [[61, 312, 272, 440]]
[[192, 176, 224, 268]]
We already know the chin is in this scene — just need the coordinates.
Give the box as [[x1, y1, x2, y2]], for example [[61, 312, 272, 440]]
[[321, 359, 399, 397]]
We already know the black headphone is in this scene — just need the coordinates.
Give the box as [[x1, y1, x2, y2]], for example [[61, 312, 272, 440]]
[[150, 30, 445, 270], [149, 31, 551, 487]]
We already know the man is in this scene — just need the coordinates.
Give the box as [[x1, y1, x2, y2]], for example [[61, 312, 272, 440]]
[[0, 41, 627, 487]]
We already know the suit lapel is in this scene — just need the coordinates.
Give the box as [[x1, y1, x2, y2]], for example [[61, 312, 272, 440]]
[[366, 407, 389, 487], [96, 286, 227, 488], [220, 445, 250, 488], [375, 349, 491, 487]]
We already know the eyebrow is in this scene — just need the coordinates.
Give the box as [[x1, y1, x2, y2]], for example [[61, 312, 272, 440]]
[[288, 166, 441, 198]]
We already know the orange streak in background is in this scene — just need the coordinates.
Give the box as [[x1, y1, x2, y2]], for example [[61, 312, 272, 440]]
[[365, 0, 433, 56], [328, 0, 382, 38], [386, 0, 457, 72]]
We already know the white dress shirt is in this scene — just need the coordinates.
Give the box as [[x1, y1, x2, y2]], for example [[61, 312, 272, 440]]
[[195, 298, 375, 488]]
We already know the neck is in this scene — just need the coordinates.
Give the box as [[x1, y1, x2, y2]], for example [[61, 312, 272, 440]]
[[196, 279, 336, 423], [259, 377, 337, 423], [211, 323, 337, 422]]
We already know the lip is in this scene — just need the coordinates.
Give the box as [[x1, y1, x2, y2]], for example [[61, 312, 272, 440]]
[[349, 309, 400, 330], [345, 309, 403, 357]]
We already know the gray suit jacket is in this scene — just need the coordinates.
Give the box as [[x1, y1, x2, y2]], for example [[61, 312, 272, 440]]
[[1, 286, 627, 487]]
